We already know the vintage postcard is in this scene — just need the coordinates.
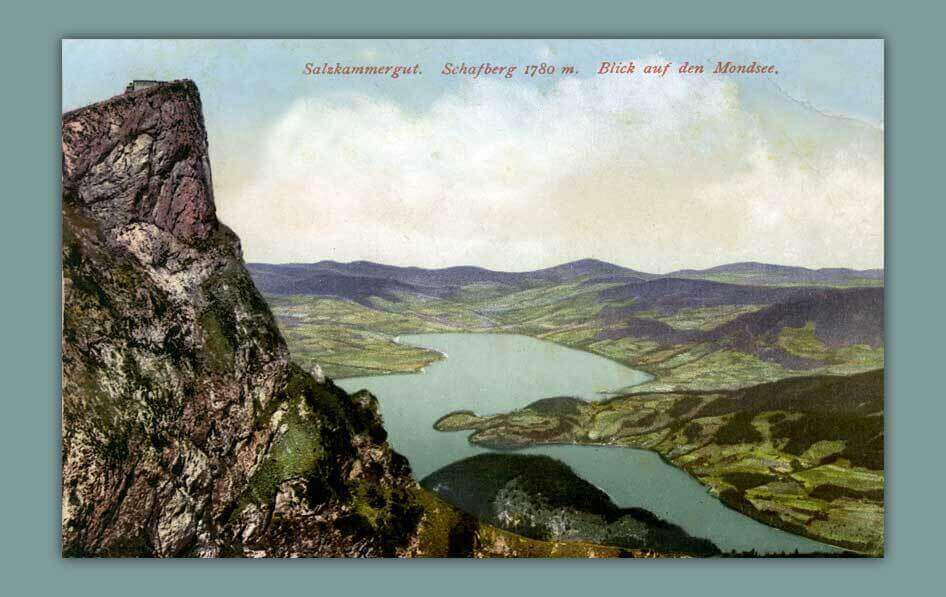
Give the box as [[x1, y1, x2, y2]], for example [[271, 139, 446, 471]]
[[61, 39, 884, 557]]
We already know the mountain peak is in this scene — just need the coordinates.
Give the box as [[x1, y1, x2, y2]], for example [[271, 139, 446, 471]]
[[63, 79, 217, 244]]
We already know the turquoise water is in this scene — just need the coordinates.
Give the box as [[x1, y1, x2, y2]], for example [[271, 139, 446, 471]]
[[338, 332, 840, 554]]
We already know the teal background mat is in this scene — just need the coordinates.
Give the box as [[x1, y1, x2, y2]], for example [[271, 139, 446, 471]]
[[1, 1, 941, 595]]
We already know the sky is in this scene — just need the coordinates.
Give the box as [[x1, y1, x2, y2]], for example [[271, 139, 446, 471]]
[[62, 39, 884, 272]]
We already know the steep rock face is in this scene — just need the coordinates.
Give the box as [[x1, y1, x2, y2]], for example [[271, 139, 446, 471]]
[[61, 81, 421, 557]]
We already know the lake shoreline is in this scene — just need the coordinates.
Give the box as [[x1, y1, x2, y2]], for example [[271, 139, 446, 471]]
[[340, 332, 850, 555], [435, 415, 852, 555]]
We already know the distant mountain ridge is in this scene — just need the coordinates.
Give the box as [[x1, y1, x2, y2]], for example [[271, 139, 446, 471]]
[[248, 259, 651, 302], [255, 258, 648, 284], [669, 262, 884, 286], [247, 259, 883, 300]]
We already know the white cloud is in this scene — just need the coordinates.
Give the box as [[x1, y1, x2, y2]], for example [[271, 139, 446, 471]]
[[216, 63, 883, 271]]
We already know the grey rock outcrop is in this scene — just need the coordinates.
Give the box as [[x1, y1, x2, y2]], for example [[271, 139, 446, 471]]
[[61, 81, 421, 557]]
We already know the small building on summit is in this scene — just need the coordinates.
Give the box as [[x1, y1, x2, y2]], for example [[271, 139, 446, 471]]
[[125, 80, 163, 93]]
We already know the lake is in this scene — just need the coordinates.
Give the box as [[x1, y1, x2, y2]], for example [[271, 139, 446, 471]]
[[338, 332, 840, 554]]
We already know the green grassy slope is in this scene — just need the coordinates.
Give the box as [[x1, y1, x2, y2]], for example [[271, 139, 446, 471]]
[[264, 275, 883, 394], [435, 370, 884, 555]]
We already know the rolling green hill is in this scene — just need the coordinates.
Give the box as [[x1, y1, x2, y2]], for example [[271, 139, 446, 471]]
[[435, 370, 884, 555], [259, 264, 883, 392], [255, 260, 884, 555]]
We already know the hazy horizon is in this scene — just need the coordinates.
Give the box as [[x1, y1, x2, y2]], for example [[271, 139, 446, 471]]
[[63, 39, 884, 271], [247, 256, 884, 275]]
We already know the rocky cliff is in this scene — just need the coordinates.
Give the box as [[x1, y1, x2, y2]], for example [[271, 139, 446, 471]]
[[61, 81, 676, 559], [61, 81, 425, 557]]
